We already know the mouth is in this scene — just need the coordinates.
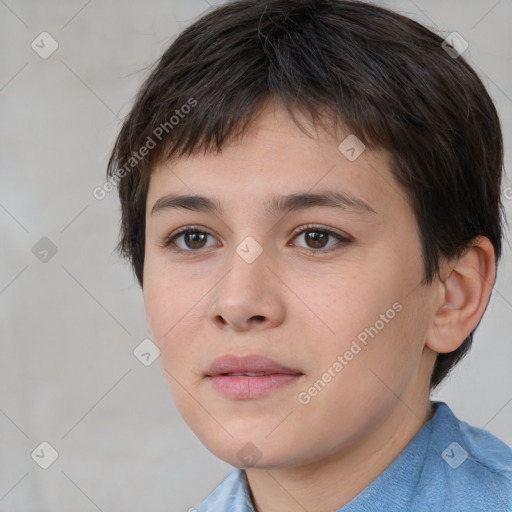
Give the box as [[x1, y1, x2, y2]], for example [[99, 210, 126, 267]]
[[205, 354, 304, 399], [219, 371, 274, 376]]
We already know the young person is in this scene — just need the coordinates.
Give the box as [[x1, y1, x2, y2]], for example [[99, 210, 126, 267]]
[[106, 1, 512, 510]]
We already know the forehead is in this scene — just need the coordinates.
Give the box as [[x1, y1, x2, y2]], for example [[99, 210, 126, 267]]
[[146, 104, 407, 221]]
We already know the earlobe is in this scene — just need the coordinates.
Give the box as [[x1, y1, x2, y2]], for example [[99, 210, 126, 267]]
[[425, 236, 496, 354]]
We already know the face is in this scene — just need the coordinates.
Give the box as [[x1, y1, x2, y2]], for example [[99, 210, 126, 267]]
[[143, 104, 438, 470]]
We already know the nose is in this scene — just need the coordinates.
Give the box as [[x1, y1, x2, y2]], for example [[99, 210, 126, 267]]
[[207, 244, 286, 333]]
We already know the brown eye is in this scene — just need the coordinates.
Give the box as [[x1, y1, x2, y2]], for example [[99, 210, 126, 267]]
[[182, 231, 208, 249], [292, 225, 350, 254], [303, 230, 329, 248], [164, 228, 218, 252]]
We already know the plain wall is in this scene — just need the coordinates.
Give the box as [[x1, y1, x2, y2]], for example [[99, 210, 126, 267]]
[[1, 0, 511, 510]]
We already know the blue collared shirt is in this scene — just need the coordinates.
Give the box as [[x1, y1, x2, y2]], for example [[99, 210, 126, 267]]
[[194, 401, 512, 511]]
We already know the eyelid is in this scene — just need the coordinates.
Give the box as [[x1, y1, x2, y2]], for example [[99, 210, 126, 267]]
[[289, 224, 351, 254], [161, 225, 217, 248], [162, 224, 351, 253], [290, 224, 351, 242]]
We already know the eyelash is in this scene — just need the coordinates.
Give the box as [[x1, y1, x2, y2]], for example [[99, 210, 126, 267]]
[[161, 224, 351, 256]]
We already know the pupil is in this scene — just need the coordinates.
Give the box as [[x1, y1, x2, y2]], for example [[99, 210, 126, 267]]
[[186, 232, 206, 249], [306, 230, 327, 248], [183, 230, 328, 250]]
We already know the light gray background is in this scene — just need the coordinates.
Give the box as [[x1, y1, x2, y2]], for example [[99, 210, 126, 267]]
[[1, 0, 511, 511]]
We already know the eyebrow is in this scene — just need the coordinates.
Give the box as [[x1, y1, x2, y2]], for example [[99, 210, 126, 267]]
[[150, 190, 377, 217]]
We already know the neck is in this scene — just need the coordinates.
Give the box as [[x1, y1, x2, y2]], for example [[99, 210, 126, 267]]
[[245, 388, 434, 512]]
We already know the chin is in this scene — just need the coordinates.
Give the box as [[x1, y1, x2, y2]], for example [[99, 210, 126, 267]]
[[196, 426, 302, 469]]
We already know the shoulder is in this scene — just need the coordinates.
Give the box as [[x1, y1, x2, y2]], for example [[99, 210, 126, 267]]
[[417, 402, 512, 511], [194, 468, 254, 512]]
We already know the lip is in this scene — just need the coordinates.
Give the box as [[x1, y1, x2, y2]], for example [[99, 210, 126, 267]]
[[205, 354, 304, 399], [206, 354, 302, 377]]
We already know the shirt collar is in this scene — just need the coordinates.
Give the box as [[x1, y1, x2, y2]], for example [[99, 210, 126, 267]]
[[197, 401, 448, 511]]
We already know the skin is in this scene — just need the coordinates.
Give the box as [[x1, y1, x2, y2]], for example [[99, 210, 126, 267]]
[[143, 103, 496, 512]]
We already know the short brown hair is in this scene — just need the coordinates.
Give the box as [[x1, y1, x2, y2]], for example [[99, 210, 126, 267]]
[[106, 0, 504, 388]]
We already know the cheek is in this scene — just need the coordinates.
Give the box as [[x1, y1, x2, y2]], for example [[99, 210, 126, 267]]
[[143, 259, 214, 384], [308, 263, 423, 388], [312, 267, 397, 344], [144, 257, 195, 336], [144, 278, 202, 411], [294, 305, 422, 448], [144, 282, 173, 344]]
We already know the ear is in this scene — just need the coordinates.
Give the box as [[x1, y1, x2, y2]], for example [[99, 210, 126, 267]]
[[425, 236, 496, 354]]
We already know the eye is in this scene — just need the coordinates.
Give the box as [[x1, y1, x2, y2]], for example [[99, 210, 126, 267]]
[[162, 226, 219, 252], [161, 224, 350, 254], [291, 225, 350, 254]]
